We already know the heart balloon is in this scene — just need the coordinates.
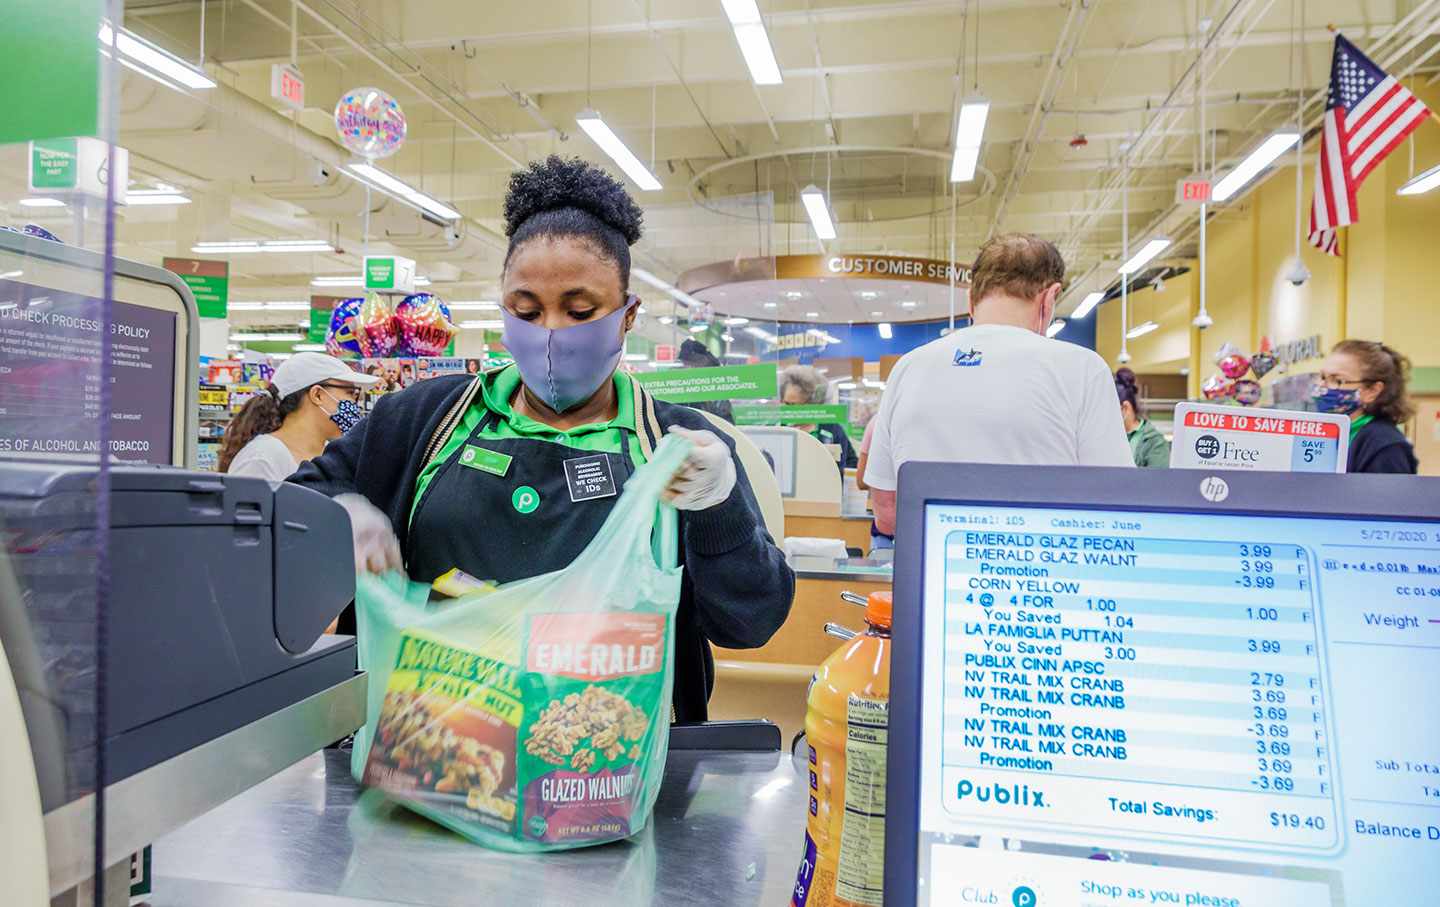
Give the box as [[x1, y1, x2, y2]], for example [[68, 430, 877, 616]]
[[333, 87, 407, 160], [394, 294, 458, 356], [1233, 379, 1262, 405], [1202, 374, 1236, 400], [352, 292, 399, 358], [1218, 353, 1252, 379], [325, 297, 365, 359], [1250, 351, 1278, 379]]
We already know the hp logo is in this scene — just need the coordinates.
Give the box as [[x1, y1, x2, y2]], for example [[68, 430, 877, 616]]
[[1199, 476, 1230, 502]]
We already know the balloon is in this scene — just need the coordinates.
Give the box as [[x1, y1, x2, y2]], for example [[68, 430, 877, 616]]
[[23, 223, 60, 242], [1233, 379, 1262, 405], [325, 297, 365, 359], [1250, 351, 1278, 378], [1213, 340, 1241, 364], [394, 294, 458, 356], [333, 87, 407, 160], [1202, 374, 1235, 400], [352, 292, 399, 358], [1218, 353, 1252, 379]]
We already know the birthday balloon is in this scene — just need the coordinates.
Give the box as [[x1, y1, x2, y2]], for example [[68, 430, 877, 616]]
[[1250, 350, 1278, 379], [333, 87, 407, 160], [1219, 353, 1252, 380], [1233, 379, 1262, 405], [325, 297, 364, 359], [1202, 374, 1235, 400], [352, 292, 399, 358], [394, 294, 458, 356]]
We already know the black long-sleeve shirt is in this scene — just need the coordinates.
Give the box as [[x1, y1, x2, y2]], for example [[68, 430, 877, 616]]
[[1348, 418, 1418, 474], [288, 374, 794, 721]]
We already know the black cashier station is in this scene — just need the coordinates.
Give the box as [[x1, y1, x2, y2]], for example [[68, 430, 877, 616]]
[[0, 234, 366, 904]]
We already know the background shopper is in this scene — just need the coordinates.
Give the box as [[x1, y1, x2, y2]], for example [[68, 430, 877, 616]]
[[677, 338, 736, 424], [1315, 340, 1418, 474], [1115, 367, 1170, 467], [779, 365, 857, 470], [220, 352, 377, 479], [865, 232, 1133, 535]]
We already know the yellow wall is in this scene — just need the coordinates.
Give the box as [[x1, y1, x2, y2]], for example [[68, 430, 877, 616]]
[[1099, 80, 1440, 401]]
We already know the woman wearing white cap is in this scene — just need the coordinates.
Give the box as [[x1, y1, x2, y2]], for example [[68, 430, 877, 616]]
[[219, 352, 379, 480]]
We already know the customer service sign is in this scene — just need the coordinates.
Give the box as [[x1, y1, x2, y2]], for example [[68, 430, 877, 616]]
[[1171, 403, 1350, 473]]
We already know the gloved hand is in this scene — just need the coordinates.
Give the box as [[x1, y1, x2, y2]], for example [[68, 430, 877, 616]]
[[335, 493, 403, 573], [663, 426, 737, 511]]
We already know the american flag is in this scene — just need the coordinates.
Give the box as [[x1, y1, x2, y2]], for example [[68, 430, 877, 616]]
[[1309, 34, 1430, 256]]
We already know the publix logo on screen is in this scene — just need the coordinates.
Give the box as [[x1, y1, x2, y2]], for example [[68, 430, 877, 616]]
[[955, 779, 1047, 807], [1194, 433, 1259, 465]]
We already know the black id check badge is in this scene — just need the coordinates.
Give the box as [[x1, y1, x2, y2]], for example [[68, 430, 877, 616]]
[[564, 454, 618, 502]]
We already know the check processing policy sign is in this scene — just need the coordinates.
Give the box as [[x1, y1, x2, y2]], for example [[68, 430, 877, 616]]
[[1170, 404, 1350, 474]]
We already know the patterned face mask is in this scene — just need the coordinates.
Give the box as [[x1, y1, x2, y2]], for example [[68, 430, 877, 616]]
[[1310, 384, 1361, 415], [321, 388, 365, 432]]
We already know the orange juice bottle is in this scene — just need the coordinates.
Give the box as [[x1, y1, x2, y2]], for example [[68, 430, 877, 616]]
[[791, 591, 891, 907]]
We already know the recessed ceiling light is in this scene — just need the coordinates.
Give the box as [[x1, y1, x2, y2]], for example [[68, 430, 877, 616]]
[[762, 301, 778, 309], [658, 316, 674, 324], [784, 291, 805, 299], [869, 310, 883, 318], [899, 300, 918, 309], [805, 311, 820, 318], [858, 290, 880, 300]]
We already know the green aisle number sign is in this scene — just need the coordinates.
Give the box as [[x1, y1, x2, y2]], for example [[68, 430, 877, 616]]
[[633, 364, 777, 403], [162, 258, 229, 319]]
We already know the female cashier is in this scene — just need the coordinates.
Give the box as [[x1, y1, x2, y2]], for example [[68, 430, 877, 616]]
[[290, 156, 795, 721]]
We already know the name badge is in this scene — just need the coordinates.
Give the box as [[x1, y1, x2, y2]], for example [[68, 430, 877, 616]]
[[564, 454, 617, 502], [459, 444, 512, 477]]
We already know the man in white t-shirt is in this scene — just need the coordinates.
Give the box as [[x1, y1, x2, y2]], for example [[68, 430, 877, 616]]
[[866, 232, 1132, 534]]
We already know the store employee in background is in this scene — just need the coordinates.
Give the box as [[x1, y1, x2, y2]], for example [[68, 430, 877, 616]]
[[1314, 339, 1418, 474], [1115, 367, 1170, 467], [220, 352, 377, 479], [865, 232, 1133, 536], [289, 155, 793, 721], [780, 365, 857, 472]]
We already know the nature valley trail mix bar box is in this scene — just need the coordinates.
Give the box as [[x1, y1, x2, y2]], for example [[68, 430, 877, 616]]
[[363, 610, 669, 846]]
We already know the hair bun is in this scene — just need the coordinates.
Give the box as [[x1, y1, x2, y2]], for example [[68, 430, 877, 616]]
[[503, 155, 644, 244], [1115, 367, 1138, 389]]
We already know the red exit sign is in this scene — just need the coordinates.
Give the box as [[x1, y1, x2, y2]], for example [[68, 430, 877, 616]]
[[1175, 175, 1211, 205], [270, 64, 305, 112]]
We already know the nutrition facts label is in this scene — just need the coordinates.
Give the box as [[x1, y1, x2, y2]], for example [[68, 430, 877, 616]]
[[937, 523, 1341, 852]]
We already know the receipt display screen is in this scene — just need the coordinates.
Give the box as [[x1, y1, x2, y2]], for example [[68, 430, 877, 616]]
[[917, 503, 1439, 907]]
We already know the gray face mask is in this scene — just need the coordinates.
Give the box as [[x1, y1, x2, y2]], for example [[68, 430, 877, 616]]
[[501, 294, 638, 413]]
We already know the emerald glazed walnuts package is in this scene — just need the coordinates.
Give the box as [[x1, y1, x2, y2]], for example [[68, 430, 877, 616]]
[[351, 437, 689, 852]]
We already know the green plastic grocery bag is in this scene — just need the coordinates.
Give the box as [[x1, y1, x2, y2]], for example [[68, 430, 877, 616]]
[[351, 435, 690, 852]]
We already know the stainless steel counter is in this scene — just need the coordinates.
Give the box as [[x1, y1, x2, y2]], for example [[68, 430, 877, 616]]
[[151, 746, 811, 906]]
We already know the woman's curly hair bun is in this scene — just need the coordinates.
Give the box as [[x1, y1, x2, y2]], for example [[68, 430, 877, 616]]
[[503, 155, 644, 244]]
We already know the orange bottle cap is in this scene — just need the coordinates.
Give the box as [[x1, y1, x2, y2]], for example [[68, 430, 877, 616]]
[[866, 591, 893, 628]]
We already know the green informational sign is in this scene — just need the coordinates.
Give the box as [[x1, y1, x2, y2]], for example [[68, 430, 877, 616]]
[[633, 363, 777, 403], [309, 309, 329, 343], [2, 1, 100, 144], [365, 258, 395, 290], [734, 404, 849, 425], [30, 139, 77, 188], [162, 258, 229, 318]]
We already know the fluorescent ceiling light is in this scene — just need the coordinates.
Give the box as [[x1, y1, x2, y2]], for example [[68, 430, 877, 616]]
[[689, 322, 708, 332], [1397, 161, 1440, 196], [1072, 291, 1104, 319], [630, 266, 703, 308], [264, 332, 303, 341], [263, 301, 312, 311], [950, 94, 990, 183], [808, 328, 841, 344], [1118, 237, 1172, 275], [414, 277, 431, 286], [784, 291, 805, 299], [0, 270, 23, 279], [448, 301, 500, 310], [861, 378, 884, 388], [869, 309, 883, 317], [719, 0, 782, 86], [192, 240, 332, 254], [344, 162, 463, 221], [744, 325, 777, 341], [310, 275, 361, 287], [20, 198, 66, 207], [124, 191, 190, 205], [724, 316, 750, 325], [722, 332, 735, 341], [658, 316, 674, 325], [1046, 319, 1066, 338], [459, 320, 503, 330], [229, 332, 267, 341], [799, 185, 837, 240], [837, 382, 858, 390], [269, 353, 292, 360], [878, 322, 893, 339], [1125, 320, 1160, 339], [226, 301, 264, 310], [1211, 128, 1300, 201], [575, 109, 662, 191], [98, 23, 216, 90], [292, 343, 326, 352], [724, 352, 752, 360], [624, 353, 649, 361]]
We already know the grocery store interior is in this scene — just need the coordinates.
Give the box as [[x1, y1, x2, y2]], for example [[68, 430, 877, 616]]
[[3, 0, 1440, 905]]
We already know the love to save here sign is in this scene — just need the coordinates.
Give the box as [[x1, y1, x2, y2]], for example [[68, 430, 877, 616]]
[[1170, 403, 1351, 474]]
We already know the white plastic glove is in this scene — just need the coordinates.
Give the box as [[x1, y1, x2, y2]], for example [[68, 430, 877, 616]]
[[663, 426, 737, 511], [335, 493, 402, 574]]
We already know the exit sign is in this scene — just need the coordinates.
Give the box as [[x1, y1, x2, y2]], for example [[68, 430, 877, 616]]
[[270, 64, 304, 112], [1175, 174, 1212, 205]]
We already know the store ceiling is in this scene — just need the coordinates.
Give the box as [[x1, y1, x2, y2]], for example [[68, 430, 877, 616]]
[[2, 0, 1437, 333]]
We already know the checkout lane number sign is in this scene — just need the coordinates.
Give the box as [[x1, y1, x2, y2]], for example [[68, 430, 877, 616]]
[[1170, 403, 1350, 473]]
